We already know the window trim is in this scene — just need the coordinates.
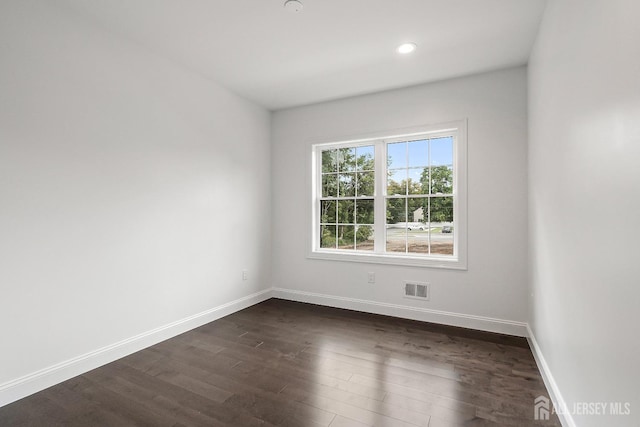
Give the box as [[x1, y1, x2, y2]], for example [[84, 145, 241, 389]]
[[308, 120, 467, 270]]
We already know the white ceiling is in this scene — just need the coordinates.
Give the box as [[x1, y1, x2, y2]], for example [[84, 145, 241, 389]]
[[62, 0, 547, 110]]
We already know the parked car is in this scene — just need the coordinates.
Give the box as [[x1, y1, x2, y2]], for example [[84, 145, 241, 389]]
[[442, 225, 452, 233], [407, 223, 426, 231]]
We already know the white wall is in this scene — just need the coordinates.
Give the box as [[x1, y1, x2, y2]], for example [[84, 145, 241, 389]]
[[271, 67, 529, 332], [528, 1, 640, 426], [0, 0, 270, 401]]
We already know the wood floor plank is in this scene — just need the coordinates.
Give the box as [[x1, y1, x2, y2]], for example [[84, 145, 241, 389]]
[[0, 299, 560, 426], [382, 391, 477, 423], [278, 380, 430, 427], [301, 342, 459, 378], [330, 415, 371, 427], [289, 392, 421, 427]]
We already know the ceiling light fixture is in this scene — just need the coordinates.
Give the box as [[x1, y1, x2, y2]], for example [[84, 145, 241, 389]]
[[284, 0, 303, 12], [397, 42, 417, 54]]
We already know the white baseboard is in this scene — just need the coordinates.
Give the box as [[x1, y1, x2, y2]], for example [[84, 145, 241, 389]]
[[272, 287, 528, 337], [0, 288, 272, 408], [526, 325, 575, 427]]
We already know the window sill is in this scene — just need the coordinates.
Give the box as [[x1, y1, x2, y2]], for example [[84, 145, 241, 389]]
[[308, 249, 467, 270]]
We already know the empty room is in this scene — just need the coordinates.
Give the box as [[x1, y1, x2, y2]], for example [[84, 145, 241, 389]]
[[0, 0, 638, 426]]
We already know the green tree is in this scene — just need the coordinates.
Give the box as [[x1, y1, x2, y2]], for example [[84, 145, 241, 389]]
[[385, 178, 425, 223], [423, 166, 453, 222], [424, 166, 453, 195], [430, 197, 453, 222], [385, 166, 453, 224]]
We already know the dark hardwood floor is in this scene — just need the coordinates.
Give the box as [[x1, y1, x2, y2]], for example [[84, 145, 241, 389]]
[[0, 299, 560, 426]]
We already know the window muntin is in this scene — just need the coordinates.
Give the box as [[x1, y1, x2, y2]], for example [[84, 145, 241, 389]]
[[311, 122, 466, 269]]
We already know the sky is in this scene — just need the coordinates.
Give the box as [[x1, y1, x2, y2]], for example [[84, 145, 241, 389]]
[[387, 137, 453, 170]]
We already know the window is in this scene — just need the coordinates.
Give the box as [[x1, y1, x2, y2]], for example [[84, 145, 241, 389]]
[[319, 146, 376, 251], [310, 121, 467, 269]]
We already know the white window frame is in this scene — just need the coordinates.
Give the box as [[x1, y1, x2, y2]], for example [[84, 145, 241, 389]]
[[308, 120, 467, 270]]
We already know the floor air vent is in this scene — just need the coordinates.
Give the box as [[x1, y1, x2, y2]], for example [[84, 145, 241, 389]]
[[404, 281, 430, 300]]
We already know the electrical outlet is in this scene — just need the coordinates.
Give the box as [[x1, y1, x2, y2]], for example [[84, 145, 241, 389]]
[[242, 270, 248, 281], [367, 272, 375, 284]]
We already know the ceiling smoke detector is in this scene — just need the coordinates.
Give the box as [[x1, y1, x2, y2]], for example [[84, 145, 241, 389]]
[[284, 0, 303, 12]]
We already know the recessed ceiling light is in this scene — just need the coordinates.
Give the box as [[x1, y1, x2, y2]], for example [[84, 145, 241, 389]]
[[284, 0, 303, 12], [397, 43, 417, 54]]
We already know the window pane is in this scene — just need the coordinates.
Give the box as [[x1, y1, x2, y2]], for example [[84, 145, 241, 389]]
[[408, 139, 429, 168], [408, 168, 429, 195], [386, 197, 406, 224], [430, 196, 454, 255], [431, 165, 453, 195], [386, 198, 407, 253], [320, 200, 336, 223], [337, 200, 355, 223], [408, 232, 429, 254], [338, 148, 356, 172], [387, 142, 406, 169], [407, 197, 428, 223], [407, 197, 429, 254], [430, 196, 453, 222], [322, 149, 337, 173], [356, 199, 374, 224], [339, 173, 356, 197], [322, 174, 337, 197], [387, 169, 407, 195], [355, 225, 374, 251], [356, 146, 375, 171], [320, 225, 336, 249], [356, 171, 374, 196], [337, 225, 355, 249], [431, 137, 453, 167]]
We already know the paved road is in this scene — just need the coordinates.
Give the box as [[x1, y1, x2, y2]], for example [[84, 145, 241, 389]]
[[386, 227, 453, 242]]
